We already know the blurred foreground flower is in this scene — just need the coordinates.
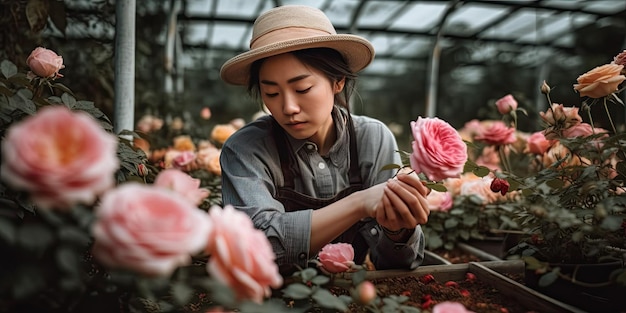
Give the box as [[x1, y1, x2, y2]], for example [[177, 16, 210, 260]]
[[92, 183, 212, 277], [204, 205, 283, 303], [1, 105, 119, 210]]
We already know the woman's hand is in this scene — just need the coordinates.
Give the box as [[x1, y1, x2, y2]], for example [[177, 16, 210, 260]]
[[376, 172, 430, 232]]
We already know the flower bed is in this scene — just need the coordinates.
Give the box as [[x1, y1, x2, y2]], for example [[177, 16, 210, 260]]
[[349, 261, 584, 313]]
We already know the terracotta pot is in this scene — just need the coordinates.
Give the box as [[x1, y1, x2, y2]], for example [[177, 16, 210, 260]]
[[524, 260, 626, 313]]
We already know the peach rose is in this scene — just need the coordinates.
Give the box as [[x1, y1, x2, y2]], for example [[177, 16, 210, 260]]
[[91, 183, 211, 276], [173, 135, 196, 151], [474, 146, 501, 171], [573, 63, 625, 98], [1, 106, 119, 210], [197, 146, 222, 176], [318, 242, 355, 273], [459, 177, 500, 205], [355, 281, 377, 305], [211, 124, 237, 145], [433, 301, 475, 313], [154, 169, 209, 206], [204, 205, 283, 303], [410, 117, 468, 182], [474, 121, 516, 146], [525, 131, 554, 155], [495, 94, 518, 115], [426, 190, 453, 212], [613, 50, 626, 67], [26, 47, 64, 78]]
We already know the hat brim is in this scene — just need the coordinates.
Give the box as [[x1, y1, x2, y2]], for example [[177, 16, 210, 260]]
[[220, 34, 375, 85]]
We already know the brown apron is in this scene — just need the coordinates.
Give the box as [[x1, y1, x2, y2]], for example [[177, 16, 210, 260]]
[[271, 116, 371, 272]]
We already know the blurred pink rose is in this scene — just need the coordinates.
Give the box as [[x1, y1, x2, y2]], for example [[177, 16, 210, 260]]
[[495, 94, 518, 115], [355, 281, 377, 304], [433, 301, 475, 313], [474, 146, 501, 171], [318, 242, 355, 273], [205, 205, 283, 303], [410, 117, 468, 182], [1, 106, 119, 210], [573, 64, 625, 98], [26, 47, 64, 78], [525, 131, 554, 155], [154, 169, 209, 206], [92, 183, 211, 276], [613, 50, 626, 67], [426, 190, 453, 212], [562, 123, 607, 139], [172, 150, 197, 169], [540, 104, 583, 139], [229, 118, 246, 130], [459, 177, 501, 205], [201, 107, 212, 120], [474, 121, 516, 146]]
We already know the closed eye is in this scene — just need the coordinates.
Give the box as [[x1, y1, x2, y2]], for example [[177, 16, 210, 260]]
[[297, 86, 312, 94], [265, 92, 278, 97]]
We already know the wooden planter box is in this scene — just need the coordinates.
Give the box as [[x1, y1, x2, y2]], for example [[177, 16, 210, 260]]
[[362, 260, 585, 313]]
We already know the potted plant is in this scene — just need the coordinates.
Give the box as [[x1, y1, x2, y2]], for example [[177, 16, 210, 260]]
[[500, 51, 626, 313]]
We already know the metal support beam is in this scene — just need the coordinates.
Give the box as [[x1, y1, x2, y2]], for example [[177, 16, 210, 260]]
[[113, 0, 136, 135]]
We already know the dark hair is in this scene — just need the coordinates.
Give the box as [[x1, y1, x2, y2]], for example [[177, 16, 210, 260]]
[[247, 48, 358, 110]]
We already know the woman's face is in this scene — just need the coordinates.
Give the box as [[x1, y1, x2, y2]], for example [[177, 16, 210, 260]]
[[258, 53, 343, 149]]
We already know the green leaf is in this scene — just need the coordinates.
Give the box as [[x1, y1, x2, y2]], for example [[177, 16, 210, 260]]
[[351, 269, 367, 286], [444, 218, 458, 228], [310, 275, 330, 286], [426, 234, 443, 250], [282, 283, 312, 300], [171, 282, 194, 305], [300, 267, 317, 281], [426, 182, 447, 192], [473, 166, 491, 177], [0, 218, 16, 244], [51, 83, 74, 96], [312, 289, 348, 312], [17, 223, 54, 253], [56, 246, 79, 273], [1, 60, 17, 79]]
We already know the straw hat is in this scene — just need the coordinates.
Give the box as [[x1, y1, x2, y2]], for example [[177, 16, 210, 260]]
[[220, 5, 375, 85]]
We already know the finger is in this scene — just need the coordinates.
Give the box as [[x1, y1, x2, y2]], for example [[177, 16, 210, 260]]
[[396, 173, 431, 197], [388, 179, 430, 224], [384, 185, 417, 228]]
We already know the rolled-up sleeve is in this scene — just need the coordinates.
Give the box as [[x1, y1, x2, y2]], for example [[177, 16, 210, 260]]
[[220, 120, 312, 269]]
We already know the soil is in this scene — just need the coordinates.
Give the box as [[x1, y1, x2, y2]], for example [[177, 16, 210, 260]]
[[432, 248, 483, 264], [339, 272, 533, 313]]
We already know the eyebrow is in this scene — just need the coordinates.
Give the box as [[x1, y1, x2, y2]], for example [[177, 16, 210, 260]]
[[260, 74, 310, 86]]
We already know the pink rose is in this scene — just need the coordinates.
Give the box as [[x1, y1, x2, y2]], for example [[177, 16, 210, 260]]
[[201, 107, 212, 120], [1, 106, 119, 210], [474, 121, 516, 146], [409, 117, 468, 182], [204, 205, 283, 303], [26, 47, 65, 78], [495, 94, 518, 115], [433, 301, 475, 313], [172, 150, 196, 169], [525, 131, 554, 155], [474, 146, 501, 171], [573, 63, 625, 98], [426, 190, 453, 212], [154, 169, 209, 206], [613, 50, 626, 67], [318, 242, 355, 273], [91, 183, 211, 276]]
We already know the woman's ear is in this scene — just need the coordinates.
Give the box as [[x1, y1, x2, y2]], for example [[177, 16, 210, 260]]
[[334, 77, 346, 93]]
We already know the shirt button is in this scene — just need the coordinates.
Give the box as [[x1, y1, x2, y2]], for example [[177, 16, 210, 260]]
[[306, 144, 315, 151], [298, 252, 307, 260], [318, 162, 326, 169], [370, 228, 378, 236]]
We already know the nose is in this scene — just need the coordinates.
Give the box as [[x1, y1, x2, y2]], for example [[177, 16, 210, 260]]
[[282, 93, 300, 115]]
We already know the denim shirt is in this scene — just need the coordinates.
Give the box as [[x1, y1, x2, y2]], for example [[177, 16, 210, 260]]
[[220, 107, 424, 270]]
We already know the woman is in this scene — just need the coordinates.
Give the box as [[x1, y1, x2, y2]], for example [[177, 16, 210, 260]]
[[219, 5, 430, 274]]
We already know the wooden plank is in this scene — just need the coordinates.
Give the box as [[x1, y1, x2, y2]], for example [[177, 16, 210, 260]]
[[469, 262, 587, 313]]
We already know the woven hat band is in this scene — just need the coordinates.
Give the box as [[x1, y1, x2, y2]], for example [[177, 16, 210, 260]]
[[251, 27, 332, 49]]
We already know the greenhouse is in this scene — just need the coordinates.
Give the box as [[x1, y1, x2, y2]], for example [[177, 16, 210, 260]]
[[1, 1, 626, 312]]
